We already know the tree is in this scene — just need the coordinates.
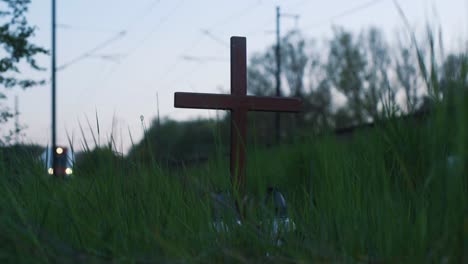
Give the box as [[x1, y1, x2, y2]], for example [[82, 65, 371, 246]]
[[247, 47, 276, 96], [0, 0, 47, 142], [326, 27, 398, 124], [248, 31, 334, 133], [362, 28, 395, 119], [127, 117, 230, 167], [326, 27, 367, 124], [437, 52, 468, 114], [282, 31, 313, 129], [304, 79, 333, 130], [440, 53, 468, 95], [282, 31, 308, 99], [395, 42, 420, 113]]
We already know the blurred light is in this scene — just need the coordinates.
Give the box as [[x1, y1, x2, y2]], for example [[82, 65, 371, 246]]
[[65, 168, 73, 175], [48, 168, 54, 175], [56, 147, 63, 154]]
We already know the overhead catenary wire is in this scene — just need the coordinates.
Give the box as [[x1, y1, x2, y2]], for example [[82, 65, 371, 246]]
[[94, 0, 186, 87], [125, 0, 162, 31], [56, 23, 122, 34], [67, 0, 190, 131], [57, 0, 162, 72], [121, 0, 186, 60], [200, 30, 230, 48], [246, 0, 386, 37], [290, 0, 313, 9], [57, 31, 126, 71], [180, 55, 228, 62], [155, 0, 260, 83], [58, 0, 162, 73], [67, 0, 168, 108], [302, 0, 386, 30], [245, 17, 275, 37], [158, 1, 265, 86], [207, 1, 264, 30], [88, 53, 124, 63]]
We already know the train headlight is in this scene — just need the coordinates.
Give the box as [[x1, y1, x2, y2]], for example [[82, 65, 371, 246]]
[[65, 168, 73, 175], [56, 147, 63, 155], [48, 168, 54, 175]]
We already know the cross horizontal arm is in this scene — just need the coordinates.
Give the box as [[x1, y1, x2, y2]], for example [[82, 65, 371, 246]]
[[174, 92, 303, 112], [246, 95, 302, 112], [175, 92, 235, 110]]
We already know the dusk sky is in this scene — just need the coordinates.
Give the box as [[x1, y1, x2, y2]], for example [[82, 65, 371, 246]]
[[3, 0, 467, 153]]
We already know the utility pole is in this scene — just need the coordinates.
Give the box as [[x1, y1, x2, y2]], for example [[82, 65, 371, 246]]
[[275, 6, 300, 144], [51, 0, 57, 176], [275, 6, 281, 144], [156, 92, 161, 129], [14, 95, 19, 144]]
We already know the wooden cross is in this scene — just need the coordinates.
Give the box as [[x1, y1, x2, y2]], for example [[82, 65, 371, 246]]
[[174, 36, 302, 198]]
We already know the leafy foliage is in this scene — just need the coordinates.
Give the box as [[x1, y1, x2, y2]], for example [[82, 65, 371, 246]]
[[0, 0, 47, 144], [0, 0, 47, 89], [127, 118, 229, 167]]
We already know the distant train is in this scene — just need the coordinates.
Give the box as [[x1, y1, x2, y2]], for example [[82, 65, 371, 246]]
[[41, 146, 75, 177]]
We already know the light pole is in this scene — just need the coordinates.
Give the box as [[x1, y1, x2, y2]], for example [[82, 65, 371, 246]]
[[51, 0, 57, 176], [275, 6, 281, 144]]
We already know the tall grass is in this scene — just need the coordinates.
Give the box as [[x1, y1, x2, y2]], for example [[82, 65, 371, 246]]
[[0, 89, 466, 262]]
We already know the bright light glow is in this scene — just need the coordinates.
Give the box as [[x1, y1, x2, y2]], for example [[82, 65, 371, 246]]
[[56, 147, 63, 154], [65, 168, 73, 175], [48, 168, 54, 175]]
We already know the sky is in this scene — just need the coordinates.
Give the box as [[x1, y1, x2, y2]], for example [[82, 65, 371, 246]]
[[2, 0, 467, 153]]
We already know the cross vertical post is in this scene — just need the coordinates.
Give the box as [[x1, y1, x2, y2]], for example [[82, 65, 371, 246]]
[[230, 37, 247, 197]]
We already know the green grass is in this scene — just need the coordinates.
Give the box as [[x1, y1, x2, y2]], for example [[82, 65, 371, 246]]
[[0, 95, 466, 263]]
